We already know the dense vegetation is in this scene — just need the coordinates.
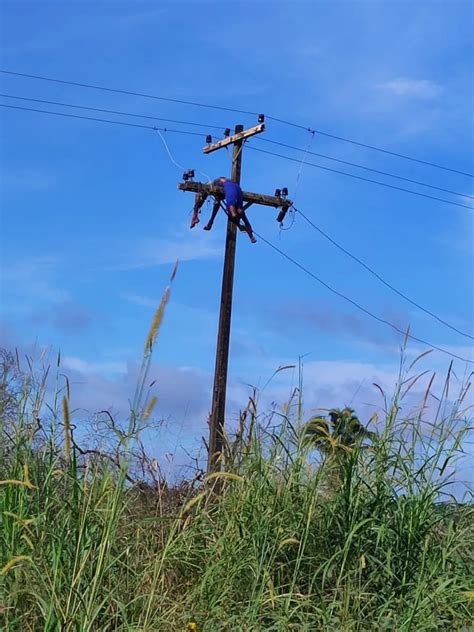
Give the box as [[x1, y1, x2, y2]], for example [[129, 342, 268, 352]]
[[1, 281, 473, 630]]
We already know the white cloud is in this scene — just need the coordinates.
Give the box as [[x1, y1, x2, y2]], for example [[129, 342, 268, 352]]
[[105, 229, 222, 271], [62, 355, 127, 375], [379, 78, 442, 99]]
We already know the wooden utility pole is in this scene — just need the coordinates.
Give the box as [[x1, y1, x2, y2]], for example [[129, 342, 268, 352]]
[[178, 121, 292, 473], [207, 124, 243, 472]]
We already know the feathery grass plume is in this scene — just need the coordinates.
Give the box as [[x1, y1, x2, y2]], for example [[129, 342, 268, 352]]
[[0, 478, 35, 488], [0, 555, 32, 576], [144, 286, 171, 356], [1, 464, 37, 489], [62, 395, 71, 462], [132, 261, 179, 428], [143, 260, 179, 356], [205, 471, 245, 482], [170, 258, 179, 282], [142, 395, 158, 421]]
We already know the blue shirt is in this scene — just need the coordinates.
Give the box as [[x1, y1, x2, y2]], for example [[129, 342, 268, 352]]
[[222, 180, 243, 208]]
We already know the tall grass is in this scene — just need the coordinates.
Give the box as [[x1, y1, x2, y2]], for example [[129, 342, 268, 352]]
[[1, 307, 473, 629]]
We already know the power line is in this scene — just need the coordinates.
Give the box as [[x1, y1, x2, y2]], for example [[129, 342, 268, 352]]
[[254, 231, 474, 364], [258, 138, 473, 200], [7, 90, 467, 200], [0, 92, 225, 130], [293, 206, 474, 341], [247, 146, 473, 211], [2, 95, 471, 364], [265, 116, 474, 178], [0, 69, 259, 117], [2, 68, 471, 178], [0, 103, 205, 136], [3, 100, 472, 214]]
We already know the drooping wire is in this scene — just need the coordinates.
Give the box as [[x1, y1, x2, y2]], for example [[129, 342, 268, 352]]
[[247, 146, 474, 211], [258, 137, 473, 200], [292, 130, 316, 202], [155, 128, 211, 183], [1, 100, 210, 184], [155, 129, 187, 170], [279, 206, 296, 233], [292, 206, 474, 340], [2, 68, 471, 178], [2, 96, 471, 362], [254, 231, 474, 364], [6, 90, 469, 200], [4, 101, 472, 214]]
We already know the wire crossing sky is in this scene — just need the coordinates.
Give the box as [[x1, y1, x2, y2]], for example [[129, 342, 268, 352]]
[[1, 98, 472, 358], [2, 67, 473, 177], [1, 2, 473, 458], [293, 207, 474, 340]]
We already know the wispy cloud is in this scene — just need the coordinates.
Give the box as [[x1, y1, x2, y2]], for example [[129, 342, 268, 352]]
[[2, 7, 167, 56], [267, 299, 405, 351], [1, 168, 59, 192], [29, 301, 94, 334], [1, 256, 67, 304], [378, 78, 442, 99], [62, 355, 127, 375], [105, 230, 221, 271], [120, 293, 159, 308]]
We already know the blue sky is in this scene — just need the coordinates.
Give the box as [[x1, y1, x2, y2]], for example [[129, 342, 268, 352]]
[[1, 1, 473, 480]]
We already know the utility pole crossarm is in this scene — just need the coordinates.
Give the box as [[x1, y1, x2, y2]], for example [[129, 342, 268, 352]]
[[203, 123, 265, 154], [178, 181, 293, 210]]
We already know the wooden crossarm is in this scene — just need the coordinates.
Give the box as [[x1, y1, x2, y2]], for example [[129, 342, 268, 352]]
[[177, 181, 292, 210], [202, 124, 265, 154]]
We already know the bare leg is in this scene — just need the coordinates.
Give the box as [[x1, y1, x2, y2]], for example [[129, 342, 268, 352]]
[[204, 200, 221, 231], [190, 192, 208, 228], [228, 204, 239, 221], [238, 209, 257, 243]]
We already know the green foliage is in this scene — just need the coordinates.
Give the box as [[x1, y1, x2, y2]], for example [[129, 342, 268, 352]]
[[1, 341, 473, 630], [305, 406, 376, 452]]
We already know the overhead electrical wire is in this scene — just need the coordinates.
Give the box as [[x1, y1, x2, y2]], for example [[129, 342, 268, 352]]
[[0, 103, 206, 136], [2, 101, 472, 213], [3, 90, 470, 202], [0, 69, 259, 117], [258, 137, 473, 200], [254, 231, 474, 364], [1, 68, 472, 178], [2, 98, 471, 363], [265, 116, 474, 178], [0, 92, 225, 130], [247, 146, 473, 211], [292, 206, 474, 340]]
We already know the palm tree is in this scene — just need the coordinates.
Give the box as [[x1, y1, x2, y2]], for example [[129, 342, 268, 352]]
[[304, 407, 375, 453], [304, 408, 376, 491]]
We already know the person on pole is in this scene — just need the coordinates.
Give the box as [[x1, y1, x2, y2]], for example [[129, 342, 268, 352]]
[[190, 190, 209, 228], [190, 177, 257, 244]]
